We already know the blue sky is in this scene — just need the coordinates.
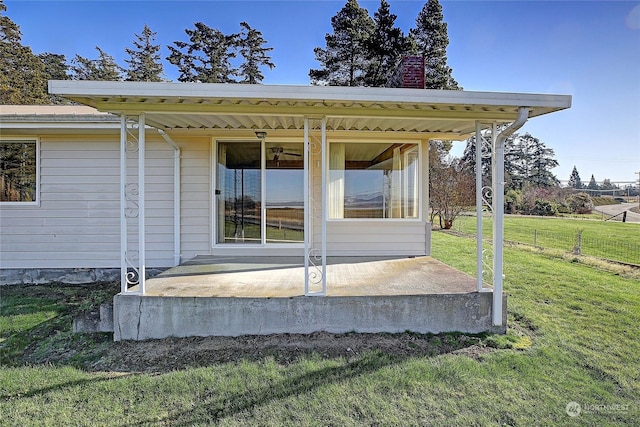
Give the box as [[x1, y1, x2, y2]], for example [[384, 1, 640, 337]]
[[6, 0, 640, 184]]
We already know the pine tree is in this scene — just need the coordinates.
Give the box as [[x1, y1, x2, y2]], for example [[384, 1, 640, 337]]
[[38, 52, 70, 103], [519, 133, 559, 187], [167, 22, 237, 83], [70, 47, 123, 81], [238, 21, 274, 84], [0, 0, 49, 104], [364, 0, 408, 87], [409, 0, 459, 89], [462, 129, 559, 190], [125, 24, 164, 82], [568, 166, 582, 189], [587, 174, 599, 190], [309, 0, 374, 86]]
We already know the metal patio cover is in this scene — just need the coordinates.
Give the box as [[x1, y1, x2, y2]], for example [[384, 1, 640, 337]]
[[48, 81, 571, 138]]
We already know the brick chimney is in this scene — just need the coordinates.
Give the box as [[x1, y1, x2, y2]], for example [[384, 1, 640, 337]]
[[386, 56, 425, 89]]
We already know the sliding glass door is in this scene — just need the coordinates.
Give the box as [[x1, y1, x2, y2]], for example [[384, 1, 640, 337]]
[[216, 140, 304, 245]]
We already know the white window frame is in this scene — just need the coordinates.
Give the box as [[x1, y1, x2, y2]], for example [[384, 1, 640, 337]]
[[0, 137, 40, 207], [326, 139, 422, 222]]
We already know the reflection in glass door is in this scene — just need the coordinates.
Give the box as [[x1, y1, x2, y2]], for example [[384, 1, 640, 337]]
[[216, 141, 262, 244], [265, 142, 304, 243]]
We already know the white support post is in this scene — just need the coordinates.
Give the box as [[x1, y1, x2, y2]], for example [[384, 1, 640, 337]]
[[303, 117, 327, 296], [492, 131, 505, 326], [303, 118, 310, 294], [138, 113, 146, 294], [475, 122, 483, 293], [320, 117, 327, 295], [120, 115, 127, 293]]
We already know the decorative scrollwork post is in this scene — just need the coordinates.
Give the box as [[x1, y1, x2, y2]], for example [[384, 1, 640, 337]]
[[475, 122, 497, 291], [304, 117, 327, 296], [120, 114, 146, 293]]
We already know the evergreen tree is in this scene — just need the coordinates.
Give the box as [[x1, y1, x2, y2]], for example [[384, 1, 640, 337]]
[[600, 179, 617, 191], [519, 133, 559, 188], [568, 166, 582, 189], [38, 52, 70, 103], [409, 0, 459, 89], [237, 21, 274, 84], [39, 53, 69, 80], [167, 22, 237, 83], [587, 174, 599, 190], [462, 129, 559, 190], [309, 0, 374, 86], [125, 24, 164, 82], [0, 0, 49, 104], [364, 0, 408, 87], [70, 47, 123, 81]]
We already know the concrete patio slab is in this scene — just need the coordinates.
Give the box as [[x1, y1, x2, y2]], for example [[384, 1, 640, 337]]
[[142, 256, 478, 297], [113, 256, 505, 341]]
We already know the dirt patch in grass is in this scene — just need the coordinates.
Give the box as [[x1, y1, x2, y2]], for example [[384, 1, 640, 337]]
[[89, 331, 493, 373]]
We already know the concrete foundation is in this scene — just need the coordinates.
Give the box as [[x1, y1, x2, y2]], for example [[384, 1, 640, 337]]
[[0, 267, 167, 285], [113, 292, 506, 341]]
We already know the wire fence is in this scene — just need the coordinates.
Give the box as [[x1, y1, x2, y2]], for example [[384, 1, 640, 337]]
[[512, 229, 640, 266]]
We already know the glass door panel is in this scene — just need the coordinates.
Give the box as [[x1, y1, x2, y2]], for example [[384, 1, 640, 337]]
[[265, 142, 304, 243], [216, 141, 262, 244]]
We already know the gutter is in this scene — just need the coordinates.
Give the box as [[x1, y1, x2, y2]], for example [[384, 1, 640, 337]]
[[157, 129, 181, 266], [492, 106, 529, 326]]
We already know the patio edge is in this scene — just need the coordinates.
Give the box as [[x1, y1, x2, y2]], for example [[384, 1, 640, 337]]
[[113, 292, 507, 341]]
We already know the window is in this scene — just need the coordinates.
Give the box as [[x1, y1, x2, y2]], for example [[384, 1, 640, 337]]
[[329, 142, 419, 219], [0, 140, 38, 203]]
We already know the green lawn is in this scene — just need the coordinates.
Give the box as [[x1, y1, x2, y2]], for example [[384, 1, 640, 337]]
[[1, 233, 639, 425], [454, 214, 640, 265]]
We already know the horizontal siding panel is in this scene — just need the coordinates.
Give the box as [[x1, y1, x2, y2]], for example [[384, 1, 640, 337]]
[[182, 176, 210, 185], [327, 234, 425, 244], [181, 233, 210, 244], [43, 150, 119, 159], [182, 183, 209, 192], [1, 230, 120, 240], [327, 242, 425, 251], [181, 217, 209, 228], [325, 221, 427, 256]]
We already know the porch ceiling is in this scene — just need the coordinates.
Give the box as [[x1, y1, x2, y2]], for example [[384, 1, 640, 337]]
[[49, 81, 572, 139]]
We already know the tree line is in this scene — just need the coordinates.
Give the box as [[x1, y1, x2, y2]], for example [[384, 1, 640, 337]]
[[0, 0, 276, 103], [1, 0, 459, 104]]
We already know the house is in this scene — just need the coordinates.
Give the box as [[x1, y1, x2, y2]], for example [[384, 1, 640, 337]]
[[0, 81, 571, 340]]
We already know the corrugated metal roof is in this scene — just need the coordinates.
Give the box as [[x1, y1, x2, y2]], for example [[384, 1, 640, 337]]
[[38, 81, 572, 139]]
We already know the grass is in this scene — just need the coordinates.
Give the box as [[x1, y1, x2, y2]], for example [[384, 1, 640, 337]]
[[1, 231, 639, 425], [454, 214, 640, 264]]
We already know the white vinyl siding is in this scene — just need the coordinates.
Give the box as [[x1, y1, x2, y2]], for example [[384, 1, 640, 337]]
[[0, 134, 176, 269], [326, 221, 430, 256], [179, 137, 211, 259]]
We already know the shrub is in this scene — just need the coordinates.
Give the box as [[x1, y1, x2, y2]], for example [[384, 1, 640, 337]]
[[566, 192, 593, 214], [532, 199, 558, 216]]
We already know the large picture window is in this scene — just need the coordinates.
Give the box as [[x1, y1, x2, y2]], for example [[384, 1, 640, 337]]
[[329, 142, 419, 219], [0, 140, 38, 203]]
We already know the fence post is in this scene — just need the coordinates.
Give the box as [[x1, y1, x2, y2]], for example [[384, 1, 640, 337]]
[[573, 230, 583, 255]]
